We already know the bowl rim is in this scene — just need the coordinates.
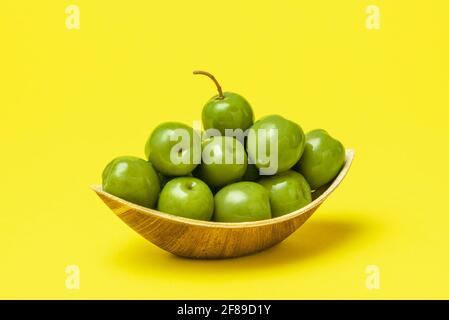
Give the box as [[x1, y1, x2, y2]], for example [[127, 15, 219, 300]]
[[92, 149, 354, 229]]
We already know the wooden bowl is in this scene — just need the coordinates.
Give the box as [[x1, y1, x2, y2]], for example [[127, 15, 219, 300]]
[[92, 149, 354, 259]]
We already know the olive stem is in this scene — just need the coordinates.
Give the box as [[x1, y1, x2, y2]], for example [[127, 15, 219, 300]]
[[193, 70, 224, 99]]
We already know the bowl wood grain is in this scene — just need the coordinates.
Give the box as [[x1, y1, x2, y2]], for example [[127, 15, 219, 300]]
[[92, 149, 354, 259]]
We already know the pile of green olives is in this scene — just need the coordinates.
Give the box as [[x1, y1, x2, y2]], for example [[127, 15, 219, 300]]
[[102, 71, 345, 222]]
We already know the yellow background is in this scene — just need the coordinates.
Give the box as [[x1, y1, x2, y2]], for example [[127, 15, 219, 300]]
[[1, 0, 448, 299]]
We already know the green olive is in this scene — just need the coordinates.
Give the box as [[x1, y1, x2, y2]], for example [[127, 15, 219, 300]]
[[296, 129, 345, 189], [145, 122, 200, 176], [102, 156, 161, 208], [157, 177, 214, 221], [213, 182, 271, 222], [259, 170, 311, 217], [195, 136, 247, 189], [194, 70, 254, 135]]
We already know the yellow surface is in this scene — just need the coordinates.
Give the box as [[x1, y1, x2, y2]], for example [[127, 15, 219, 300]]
[[1, 0, 448, 299]]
